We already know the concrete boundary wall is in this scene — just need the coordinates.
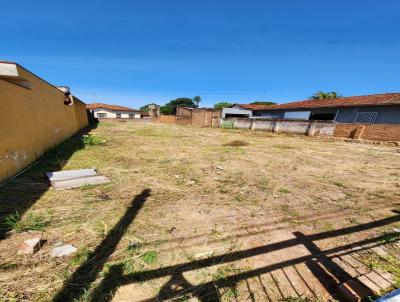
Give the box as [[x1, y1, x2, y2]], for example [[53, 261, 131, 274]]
[[228, 118, 335, 137], [175, 116, 191, 125], [158, 115, 176, 123], [225, 118, 400, 141]]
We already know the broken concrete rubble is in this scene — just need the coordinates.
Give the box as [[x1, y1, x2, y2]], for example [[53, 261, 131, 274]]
[[17, 238, 42, 254], [49, 244, 77, 257]]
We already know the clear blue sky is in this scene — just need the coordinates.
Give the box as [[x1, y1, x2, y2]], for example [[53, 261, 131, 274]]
[[1, 1, 399, 108]]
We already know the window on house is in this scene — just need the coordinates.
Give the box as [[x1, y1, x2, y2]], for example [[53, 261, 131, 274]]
[[116, 113, 121, 118], [225, 114, 250, 118], [309, 112, 336, 121], [97, 113, 107, 118], [354, 112, 378, 124], [129, 114, 134, 119], [284, 111, 311, 120]]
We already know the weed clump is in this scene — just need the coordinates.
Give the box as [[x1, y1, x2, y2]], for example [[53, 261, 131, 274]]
[[82, 134, 106, 146], [3, 211, 48, 232], [126, 239, 142, 253], [140, 251, 158, 264], [70, 247, 91, 266]]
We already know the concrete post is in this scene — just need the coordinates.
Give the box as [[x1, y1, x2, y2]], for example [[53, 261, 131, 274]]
[[251, 119, 256, 130], [353, 125, 365, 139], [307, 121, 317, 136], [273, 120, 281, 133]]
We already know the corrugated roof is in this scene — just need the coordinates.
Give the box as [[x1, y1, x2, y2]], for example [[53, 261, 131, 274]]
[[250, 93, 400, 111], [86, 103, 139, 112]]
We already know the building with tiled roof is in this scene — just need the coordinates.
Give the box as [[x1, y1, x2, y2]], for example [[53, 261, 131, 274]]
[[232, 93, 400, 124], [86, 103, 143, 119]]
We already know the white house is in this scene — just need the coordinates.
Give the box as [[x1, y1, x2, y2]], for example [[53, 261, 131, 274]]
[[86, 103, 142, 119]]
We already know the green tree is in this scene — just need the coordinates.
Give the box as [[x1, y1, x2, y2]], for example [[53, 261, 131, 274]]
[[161, 98, 196, 115], [250, 101, 276, 105], [193, 96, 201, 108], [310, 91, 342, 100], [139, 103, 156, 112], [214, 102, 233, 109]]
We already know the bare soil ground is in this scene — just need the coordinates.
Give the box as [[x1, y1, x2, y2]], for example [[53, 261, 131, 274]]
[[0, 121, 399, 301]]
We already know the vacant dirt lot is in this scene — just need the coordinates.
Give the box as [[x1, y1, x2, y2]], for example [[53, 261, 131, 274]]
[[1, 121, 399, 301]]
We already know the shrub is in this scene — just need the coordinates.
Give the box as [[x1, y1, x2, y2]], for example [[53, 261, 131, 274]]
[[82, 135, 106, 147]]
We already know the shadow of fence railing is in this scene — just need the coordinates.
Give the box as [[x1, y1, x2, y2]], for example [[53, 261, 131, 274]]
[[53, 189, 151, 302], [54, 207, 400, 301]]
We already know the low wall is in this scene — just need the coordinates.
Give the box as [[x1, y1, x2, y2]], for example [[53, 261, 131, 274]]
[[97, 118, 150, 123], [334, 124, 359, 138], [158, 115, 176, 123], [175, 116, 191, 125], [225, 118, 400, 141], [250, 120, 275, 131], [334, 124, 400, 141], [0, 64, 89, 182], [234, 118, 253, 129], [229, 118, 335, 137], [279, 120, 311, 134]]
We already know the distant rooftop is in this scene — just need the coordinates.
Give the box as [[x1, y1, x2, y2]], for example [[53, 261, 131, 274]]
[[242, 93, 400, 111], [86, 103, 139, 112]]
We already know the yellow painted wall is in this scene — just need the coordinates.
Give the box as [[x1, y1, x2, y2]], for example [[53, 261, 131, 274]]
[[0, 65, 88, 182]]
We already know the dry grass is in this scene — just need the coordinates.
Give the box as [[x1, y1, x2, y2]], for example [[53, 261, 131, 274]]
[[222, 140, 250, 147], [0, 121, 399, 301]]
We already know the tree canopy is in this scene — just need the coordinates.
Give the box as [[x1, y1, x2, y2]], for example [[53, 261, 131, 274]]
[[250, 101, 276, 105], [214, 102, 233, 109], [193, 96, 201, 108], [139, 103, 157, 112], [310, 91, 342, 100], [161, 98, 196, 115]]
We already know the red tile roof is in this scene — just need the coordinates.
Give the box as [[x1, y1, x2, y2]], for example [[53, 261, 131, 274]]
[[233, 104, 273, 110], [249, 93, 400, 111], [86, 103, 139, 112]]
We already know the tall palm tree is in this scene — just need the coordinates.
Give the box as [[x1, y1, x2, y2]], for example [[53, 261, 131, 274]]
[[193, 96, 201, 108], [311, 91, 342, 100]]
